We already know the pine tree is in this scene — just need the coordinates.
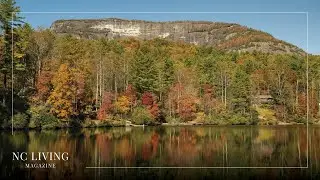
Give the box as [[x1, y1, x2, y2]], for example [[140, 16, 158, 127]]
[[131, 45, 158, 94], [0, 0, 22, 89], [230, 66, 251, 114], [158, 57, 174, 101]]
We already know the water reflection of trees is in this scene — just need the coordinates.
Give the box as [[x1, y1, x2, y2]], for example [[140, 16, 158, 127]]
[[1, 126, 319, 179], [89, 126, 309, 168]]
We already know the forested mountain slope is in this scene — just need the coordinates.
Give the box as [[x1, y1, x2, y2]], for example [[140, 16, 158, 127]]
[[1, 3, 318, 129]]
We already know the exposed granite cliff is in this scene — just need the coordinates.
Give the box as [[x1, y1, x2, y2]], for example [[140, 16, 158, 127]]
[[51, 18, 304, 55]]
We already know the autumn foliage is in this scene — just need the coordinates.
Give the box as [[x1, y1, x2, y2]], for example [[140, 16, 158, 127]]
[[2, 8, 318, 128], [97, 92, 114, 120], [124, 84, 137, 108], [34, 71, 53, 102], [115, 95, 130, 115], [47, 64, 81, 118], [177, 95, 198, 121], [141, 92, 160, 119]]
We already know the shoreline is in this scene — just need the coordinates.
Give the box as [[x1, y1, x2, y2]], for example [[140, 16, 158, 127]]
[[1, 120, 313, 131]]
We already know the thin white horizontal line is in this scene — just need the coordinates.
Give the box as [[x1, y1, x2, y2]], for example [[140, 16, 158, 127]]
[[86, 166, 309, 169], [18, 11, 308, 14]]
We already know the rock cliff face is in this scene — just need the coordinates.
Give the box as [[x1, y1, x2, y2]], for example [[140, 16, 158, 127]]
[[51, 18, 304, 55]]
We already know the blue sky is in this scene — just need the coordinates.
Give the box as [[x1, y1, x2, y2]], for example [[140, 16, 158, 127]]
[[16, 0, 319, 54]]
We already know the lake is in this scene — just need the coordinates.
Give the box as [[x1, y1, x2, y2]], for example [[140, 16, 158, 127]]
[[0, 125, 319, 179]]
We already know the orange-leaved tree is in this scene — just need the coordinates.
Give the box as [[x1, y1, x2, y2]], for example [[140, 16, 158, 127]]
[[177, 95, 198, 121], [47, 63, 84, 119], [124, 84, 137, 111]]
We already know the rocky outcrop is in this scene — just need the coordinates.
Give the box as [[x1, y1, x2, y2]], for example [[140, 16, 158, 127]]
[[51, 18, 304, 55]]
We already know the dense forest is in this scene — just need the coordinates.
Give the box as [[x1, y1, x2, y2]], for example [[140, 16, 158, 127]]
[[1, 0, 320, 129]]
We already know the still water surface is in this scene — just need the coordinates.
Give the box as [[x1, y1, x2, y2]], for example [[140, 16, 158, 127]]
[[0, 125, 319, 179]]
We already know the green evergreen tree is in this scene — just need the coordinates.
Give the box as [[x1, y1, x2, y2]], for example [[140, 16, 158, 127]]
[[230, 66, 251, 114], [131, 45, 158, 94], [158, 58, 174, 96], [0, 0, 22, 89], [14, 23, 33, 91]]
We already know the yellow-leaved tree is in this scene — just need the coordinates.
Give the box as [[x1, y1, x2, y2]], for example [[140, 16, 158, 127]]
[[114, 95, 130, 115], [47, 63, 80, 119]]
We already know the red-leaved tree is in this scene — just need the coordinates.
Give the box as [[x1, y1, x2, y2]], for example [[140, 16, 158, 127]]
[[97, 92, 114, 120], [34, 70, 53, 102], [141, 92, 160, 119]]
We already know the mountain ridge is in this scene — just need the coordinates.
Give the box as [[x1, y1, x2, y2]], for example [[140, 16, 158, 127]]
[[50, 18, 305, 55]]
